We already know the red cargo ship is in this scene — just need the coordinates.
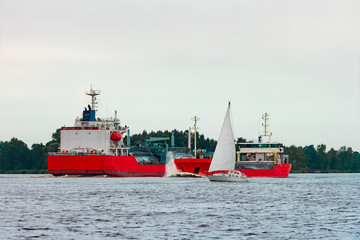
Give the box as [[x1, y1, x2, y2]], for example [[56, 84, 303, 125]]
[[174, 113, 291, 177], [174, 154, 291, 177], [47, 87, 165, 177]]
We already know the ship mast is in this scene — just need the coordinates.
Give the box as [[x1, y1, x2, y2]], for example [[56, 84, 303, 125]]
[[85, 85, 100, 111], [191, 116, 200, 158], [259, 113, 272, 143], [188, 127, 191, 151]]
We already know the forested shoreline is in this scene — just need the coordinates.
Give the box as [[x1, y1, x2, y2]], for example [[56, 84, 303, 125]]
[[0, 129, 359, 173]]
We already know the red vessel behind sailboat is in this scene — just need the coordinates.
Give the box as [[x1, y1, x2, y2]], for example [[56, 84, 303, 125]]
[[174, 113, 291, 177], [174, 158, 291, 177]]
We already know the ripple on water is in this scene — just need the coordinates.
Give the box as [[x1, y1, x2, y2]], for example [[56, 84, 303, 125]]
[[0, 174, 360, 239]]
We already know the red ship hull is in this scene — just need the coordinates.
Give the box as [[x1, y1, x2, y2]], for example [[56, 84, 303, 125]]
[[174, 158, 212, 176], [48, 155, 165, 177], [174, 158, 291, 177], [239, 164, 291, 177]]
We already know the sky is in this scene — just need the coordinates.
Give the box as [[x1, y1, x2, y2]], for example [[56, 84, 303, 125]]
[[0, 0, 359, 152]]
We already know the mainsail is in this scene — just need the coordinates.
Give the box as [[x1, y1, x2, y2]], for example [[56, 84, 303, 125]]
[[208, 102, 236, 173]]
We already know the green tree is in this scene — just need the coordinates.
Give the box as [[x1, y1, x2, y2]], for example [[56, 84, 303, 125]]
[[52, 128, 61, 143], [175, 129, 188, 148], [338, 146, 354, 170], [31, 143, 47, 169], [316, 144, 327, 171], [285, 145, 307, 172], [0, 141, 3, 169], [304, 145, 318, 171], [129, 129, 217, 151], [46, 129, 60, 152], [353, 152, 360, 170], [236, 137, 248, 144], [0, 138, 31, 170], [327, 148, 338, 170]]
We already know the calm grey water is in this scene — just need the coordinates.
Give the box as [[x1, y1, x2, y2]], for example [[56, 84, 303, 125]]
[[0, 174, 359, 240]]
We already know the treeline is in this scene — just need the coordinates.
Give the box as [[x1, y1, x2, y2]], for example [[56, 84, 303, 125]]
[[130, 129, 217, 151], [0, 128, 359, 173], [285, 144, 360, 173], [130, 130, 360, 172], [0, 130, 60, 174]]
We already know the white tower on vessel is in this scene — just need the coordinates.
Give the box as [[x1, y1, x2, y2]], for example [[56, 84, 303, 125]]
[[191, 116, 200, 158], [188, 127, 191, 150], [85, 86, 101, 111]]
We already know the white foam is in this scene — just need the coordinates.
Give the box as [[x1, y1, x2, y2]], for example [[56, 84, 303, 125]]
[[165, 151, 179, 177]]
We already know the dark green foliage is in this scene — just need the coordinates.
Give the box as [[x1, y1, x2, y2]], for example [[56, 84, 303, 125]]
[[46, 141, 59, 153], [31, 143, 47, 169], [130, 129, 217, 151], [337, 146, 354, 170], [327, 148, 338, 170], [304, 145, 317, 171], [51, 128, 61, 143], [284, 145, 307, 172], [0, 129, 60, 173], [353, 152, 360, 170], [236, 137, 249, 144], [286, 144, 360, 173], [0, 138, 31, 170], [46, 128, 60, 153], [316, 144, 327, 171]]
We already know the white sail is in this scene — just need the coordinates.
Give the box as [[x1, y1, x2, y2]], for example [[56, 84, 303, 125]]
[[208, 102, 236, 173]]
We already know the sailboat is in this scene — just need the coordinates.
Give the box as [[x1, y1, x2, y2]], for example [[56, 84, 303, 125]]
[[207, 102, 247, 182]]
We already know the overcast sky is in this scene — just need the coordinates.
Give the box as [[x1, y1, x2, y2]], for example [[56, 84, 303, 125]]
[[0, 0, 359, 151]]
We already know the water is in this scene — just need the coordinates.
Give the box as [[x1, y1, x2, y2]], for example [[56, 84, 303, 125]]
[[0, 174, 359, 239]]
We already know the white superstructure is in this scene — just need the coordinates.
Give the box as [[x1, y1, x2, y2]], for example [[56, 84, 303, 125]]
[[59, 86, 129, 156]]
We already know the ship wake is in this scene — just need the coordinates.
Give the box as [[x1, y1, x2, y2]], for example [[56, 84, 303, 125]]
[[165, 152, 178, 177], [168, 172, 204, 178]]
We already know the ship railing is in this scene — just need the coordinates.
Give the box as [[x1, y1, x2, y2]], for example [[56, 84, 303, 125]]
[[174, 152, 194, 158], [48, 151, 104, 156], [137, 159, 162, 165], [237, 160, 275, 163], [109, 147, 130, 156], [168, 147, 190, 153]]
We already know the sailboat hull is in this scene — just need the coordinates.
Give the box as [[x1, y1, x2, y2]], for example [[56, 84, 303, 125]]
[[208, 174, 247, 182], [208, 171, 247, 182]]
